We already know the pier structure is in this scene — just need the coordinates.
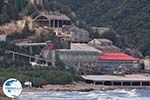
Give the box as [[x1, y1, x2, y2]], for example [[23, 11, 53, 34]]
[[82, 74, 150, 87]]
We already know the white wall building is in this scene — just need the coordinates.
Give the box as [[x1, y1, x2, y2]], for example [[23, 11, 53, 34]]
[[0, 35, 6, 42]]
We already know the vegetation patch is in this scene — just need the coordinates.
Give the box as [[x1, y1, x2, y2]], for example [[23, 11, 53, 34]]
[[0, 67, 82, 87]]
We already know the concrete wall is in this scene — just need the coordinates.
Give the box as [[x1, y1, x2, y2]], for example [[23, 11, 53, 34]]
[[56, 50, 99, 69]]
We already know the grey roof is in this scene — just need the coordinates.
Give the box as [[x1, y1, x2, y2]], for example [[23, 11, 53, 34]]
[[34, 12, 71, 21], [91, 27, 110, 34], [62, 25, 89, 33], [57, 43, 101, 53], [88, 38, 112, 45], [88, 38, 120, 52]]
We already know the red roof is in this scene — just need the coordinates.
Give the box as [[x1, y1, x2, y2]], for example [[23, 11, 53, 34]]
[[99, 52, 138, 61], [45, 43, 54, 50]]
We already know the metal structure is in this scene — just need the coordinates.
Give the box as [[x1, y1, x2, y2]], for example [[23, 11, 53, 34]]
[[5, 50, 52, 66]]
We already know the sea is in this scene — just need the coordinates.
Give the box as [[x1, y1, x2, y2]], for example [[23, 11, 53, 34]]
[[19, 89, 150, 100]]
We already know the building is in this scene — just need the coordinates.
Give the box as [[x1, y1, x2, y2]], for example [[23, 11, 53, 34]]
[[33, 12, 71, 33], [70, 27, 89, 43], [40, 41, 55, 67], [98, 52, 139, 74], [56, 43, 101, 72], [91, 27, 110, 35], [0, 35, 6, 42], [88, 39, 120, 52], [144, 56, 150, 71], [41, 41, 54, 59], [62, 25, 89, 43]]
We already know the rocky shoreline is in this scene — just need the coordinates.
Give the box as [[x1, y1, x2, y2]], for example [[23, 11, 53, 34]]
[[22, 82, 150, 92], [1, 82, 150, 100], [23, 82, 99, 92]]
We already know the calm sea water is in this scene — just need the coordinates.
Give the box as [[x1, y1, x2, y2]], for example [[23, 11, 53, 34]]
[[19, 89, 150, 100]]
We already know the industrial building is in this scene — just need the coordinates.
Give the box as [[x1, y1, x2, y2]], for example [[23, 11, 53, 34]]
[[88, 39, 120, 52], [56, 43, 101, 72], [33, 12, 71, 32], [39, 39, 140, 75], [98, 52, 139, 74]]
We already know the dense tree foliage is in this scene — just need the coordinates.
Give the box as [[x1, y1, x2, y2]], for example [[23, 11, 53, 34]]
[[0, 0, 27, 24], [0, 42, 29, 54], [0, 67, 82, 87]]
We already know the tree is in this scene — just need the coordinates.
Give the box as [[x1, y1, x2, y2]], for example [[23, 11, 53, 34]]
[[0, 4, 9, 24]]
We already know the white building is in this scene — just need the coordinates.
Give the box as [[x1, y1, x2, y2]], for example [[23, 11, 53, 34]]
[[62, 25, 89, 43], [0, 35, 6, 42]]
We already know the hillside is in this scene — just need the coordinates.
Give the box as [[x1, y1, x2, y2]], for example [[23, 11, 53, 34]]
[[42, 0, 150, 56], [0, 0, 150, 56]]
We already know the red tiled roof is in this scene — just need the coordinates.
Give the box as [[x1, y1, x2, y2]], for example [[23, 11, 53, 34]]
[[99, 52, 138, 61]]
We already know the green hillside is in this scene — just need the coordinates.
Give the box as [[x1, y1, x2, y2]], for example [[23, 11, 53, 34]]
[[43, 0, 150, 56]]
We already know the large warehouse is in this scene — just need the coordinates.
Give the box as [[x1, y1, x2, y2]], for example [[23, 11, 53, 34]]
[[56, 43, 101, 71]]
